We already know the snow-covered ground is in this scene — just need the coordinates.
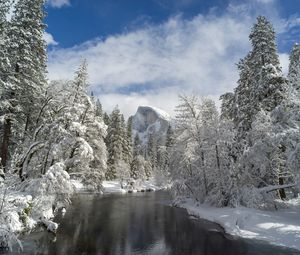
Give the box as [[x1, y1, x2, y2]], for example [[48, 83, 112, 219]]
[[102, 180, 162, 194], [72, 179, 165, 194], [177, 197, 300, 251]]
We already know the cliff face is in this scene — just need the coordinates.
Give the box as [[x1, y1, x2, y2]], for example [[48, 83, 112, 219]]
[[132, 106, 171, 144]]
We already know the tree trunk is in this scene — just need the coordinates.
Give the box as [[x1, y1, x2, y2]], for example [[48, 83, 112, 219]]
[[215, 144, 220, 170], [278, 144, 286, 200], [201, 151, 208, 195], [24, 114, 30, 134], [1, 116, 11, 173], [42, 146, 51, 175], [278, 177, 286, 200], [17, 142, 44, 181]]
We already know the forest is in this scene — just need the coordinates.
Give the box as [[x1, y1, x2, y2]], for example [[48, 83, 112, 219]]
[[0, 0, 300, 252]]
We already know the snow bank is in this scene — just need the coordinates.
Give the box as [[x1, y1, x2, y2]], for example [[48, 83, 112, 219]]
[[102, 180, 166, 194], [102, 181, 127, 194], [177, 197, 300, 251]]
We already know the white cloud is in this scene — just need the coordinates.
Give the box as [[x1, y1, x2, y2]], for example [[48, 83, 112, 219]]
[[47, 0, 294, 117], [98, 91, 179, 118], [47, 0, 70, 8], [43, 32, 58, 46], [279, 53, 290, 75], [255, 0, 275, 4], [48, 13, 252, 115]]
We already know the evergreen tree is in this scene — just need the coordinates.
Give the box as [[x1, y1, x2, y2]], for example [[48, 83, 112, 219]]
[[130, 155, 147, 181], [0, 0, 12, 172], [249, 16, 286, 114], [222, 16, 286, 139], [127, 116, 133, 145], [288, 43, 300, 92], [105, 107, 124, 180], [147, 133, 157, 173], [95, 99, 103, 118], [232, 54, 253, 137], [218, 16, 291, 204], [219, 92, 235, 121], [249, 16, 280, 74], [121, 114, 132, 165], [0, 0, 48, 171], [103, 112, 110, 126], [133, 133, 141, 156], [165, 124, 174, 149], [144, 160, 152, 179], [9, 0, 47, 135]]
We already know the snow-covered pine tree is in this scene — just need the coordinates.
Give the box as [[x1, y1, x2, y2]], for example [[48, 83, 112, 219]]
[[83, 103, 107, 189], [247, 16, 287, 115], [121, 114, 132, 166], [249, 16, 280, 74], [103, 112, 110, 126], [130, 132, 147, 180], [219, 16, 290, 204], [131, 155, 147, 181], [165, 124, 174, 149], [0, 0, 13, 172], [95, 99, 103, 118], [219, 92, 235, 121], [133, 133, 142, 156], [71, 62, 108, 188], [147, 133, 157, 174], [222, 16, 286, 141], [105, 107, 124, 180], [243, 17, 288, 200], [232, 54, 253, 138], [127, 116, 133, 149], [9, 0, 47, 136], [288, 43, 300, 92]]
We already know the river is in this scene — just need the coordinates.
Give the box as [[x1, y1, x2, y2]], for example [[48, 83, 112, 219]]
[[7, 191, 300, 255]]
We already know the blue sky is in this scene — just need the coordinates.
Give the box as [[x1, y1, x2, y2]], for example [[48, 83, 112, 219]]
[[45, 0, 300, 117], [46, 0, 229, 47]]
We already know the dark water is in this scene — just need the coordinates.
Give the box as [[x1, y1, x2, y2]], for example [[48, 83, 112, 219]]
[[7, 191, 300, 255]]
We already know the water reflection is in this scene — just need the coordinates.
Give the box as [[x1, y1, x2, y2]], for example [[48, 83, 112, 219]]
[[7, 191, 300, 255]]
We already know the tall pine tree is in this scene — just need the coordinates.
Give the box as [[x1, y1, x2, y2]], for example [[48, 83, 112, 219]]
[[0, 0, 12, 172]]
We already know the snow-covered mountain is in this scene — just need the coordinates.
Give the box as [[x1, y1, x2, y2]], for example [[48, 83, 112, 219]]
[[132, 106, 171, 145]]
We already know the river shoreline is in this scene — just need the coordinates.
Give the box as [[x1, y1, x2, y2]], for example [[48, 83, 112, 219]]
[[175, 197, 300, 252]]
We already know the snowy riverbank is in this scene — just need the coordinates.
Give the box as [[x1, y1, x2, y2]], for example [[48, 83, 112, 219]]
[[176, 197, 300, 251], [72, 179, 166, 194], [102, 180, 164, 194]]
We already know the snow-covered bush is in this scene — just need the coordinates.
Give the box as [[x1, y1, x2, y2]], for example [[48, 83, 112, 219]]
[[17, 163, 74, 210]]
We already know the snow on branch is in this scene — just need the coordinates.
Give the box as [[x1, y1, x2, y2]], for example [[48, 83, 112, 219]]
[[258, 183, 298, 193]]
